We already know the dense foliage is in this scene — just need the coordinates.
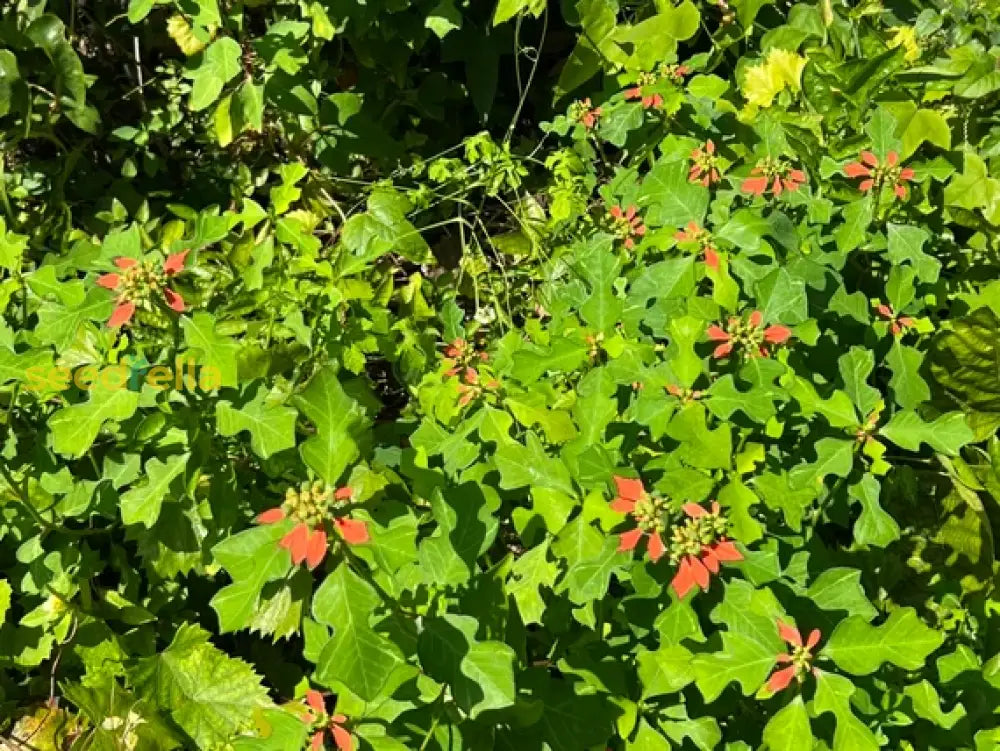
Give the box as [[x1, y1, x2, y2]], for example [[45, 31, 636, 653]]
[[2, 0, 1000, 748]]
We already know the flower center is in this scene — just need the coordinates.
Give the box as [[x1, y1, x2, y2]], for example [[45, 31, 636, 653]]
[[282, 481, 343, 527], [669, 507, 730, 561], [633, 494, 668, 532], [120, 261, 167, 307]]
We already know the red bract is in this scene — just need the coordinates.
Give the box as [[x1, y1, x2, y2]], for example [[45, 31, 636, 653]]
[[844, 150, 915, 199], [302, 689, 353, 751], [668, 501, 743, 598], [876, 303, 915, 336], [707, 310, 791, 359], [610, 475, 667, 562], [767, 620, 821, 692], [674, 221, 719, 270], [741, 157, 807, 197], [442, 338, 498, 406], [257, 483, 369, 569], [608, 204, 647, 249], [689, 139, 723, 187], [571, 98, 602, 129], [97, 250, 189, 328], [666, 384, 702, 403]]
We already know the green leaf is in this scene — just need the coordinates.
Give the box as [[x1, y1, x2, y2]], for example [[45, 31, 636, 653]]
[[293, 366, 369, 485], [930, 308, 1000, 412], [639, 158, 710, 228], [813, 671, 879, 751], [507, 540, 559, 624], [756, 268, 808, 325], [824, 607, 944, 675], [900, 109, 952, 159], [425, 0, 462, 38], [210, 524, 294, 634], [693, 581, 784, 701], [128, 624, 271, 748], [493, 0, 545, 25], [762, 695, 812, 750], [637, 644, 695, 698], [903, 679, 967, 729], [665, 403, 732, 469], [0, 579, 10, 623], [839, 347, 881, 415], [886, 223, 940, 283], [120, 453, 189, 527], [417, 613, 517, 718], [339, 189, 432, 271], [312, 563, 403, 700], [887, 340, 930, 409], [562, 536, 627, 605], [806, 568, 877, 621], [788, 438, 854, 491], [216, 390, 297, 459], [181, 312, 239, 388], [849, 475, 900, 547], [576, 236, 623, 334], [615, 1, 700, 70], [49, 388, 140, 458], [35, 288, 113, 350], [188, 37, 242, 111], [834, 200, 873, 253], [879, 411, 973, 455], [495, 431, 574, 495]]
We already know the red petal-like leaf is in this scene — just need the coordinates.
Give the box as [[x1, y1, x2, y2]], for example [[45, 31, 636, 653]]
[[682, 502, 707, 518], [741, 176, 768, 195], [844, 162, 870, 178], [647, 533, 665, 562], [97, 273, 121, 289], [336, 518, 370, 545], [688, 555, 710, 590], [609, 205, 623, 219], [280, 523, 311, 565], [257, 507, 286, 524], [886, 150, 898, 166], [335, 486, 352, 500], [108, 302, 136, 328], [311, 731, 325, 751], [859, 179, 875, 192], [749, 310, 764, 327], [613, 476, 645, 501], [704, 247, 719, 270], [114, 257, 138, 269], [788, 169, 806, 182], [877, 304, 893, 319], [306, 689, 325, 714], [777, 619, 803, 647], [706, 325, 729, 341], [764, 325, 791, 344], [618, 528, 643, 553], [305, 529, 328, 569], [706, 139, 715, 154], [713, 342, 733, 358], [894, 183, 907, 200], [806, 628, 821, 649], [711, 539, 743, 562], [767, 665, 798, 692], [609, 497, 637, 514], [163, 288, 185, 312], [671, 558, 696, 598], [772, 176, 783, 196], [861, 151, 879, 167], [899, 167, 915, 181], [331, 724, 353, 751], [701, 545, 720, 573], [162, 249, 189, 275]]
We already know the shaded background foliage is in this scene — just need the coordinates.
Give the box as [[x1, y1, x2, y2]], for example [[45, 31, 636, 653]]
[[2, 0, 1000, 749]]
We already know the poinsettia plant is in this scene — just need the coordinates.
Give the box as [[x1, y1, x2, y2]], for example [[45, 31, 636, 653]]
[[2, 0, 1000, 749]]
